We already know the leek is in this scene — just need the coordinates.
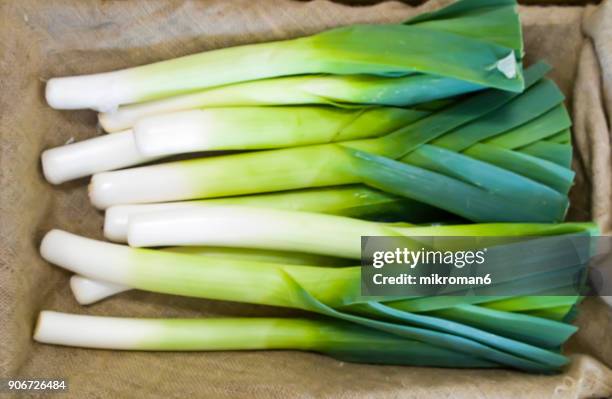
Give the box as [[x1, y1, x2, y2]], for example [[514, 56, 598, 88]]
[[43, 224, 595, 308], [99, 74, 479, 132], [88, 64, 573, 223], [42, 106, 427, 184], [131, 106, 426, 157], [70, 245, 352, 305], [45, 0, 523, 112], [124, 206, 593, 258], [41, 230, 588, 372], [34, 311, 497, 368], [34, 0, 590, 373], [70, 243, 584, 310], [103, 186, 442, 243]]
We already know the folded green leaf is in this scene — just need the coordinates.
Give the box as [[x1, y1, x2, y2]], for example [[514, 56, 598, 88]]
[[426, 304, 576, 348], [519, 141, 573, 168]]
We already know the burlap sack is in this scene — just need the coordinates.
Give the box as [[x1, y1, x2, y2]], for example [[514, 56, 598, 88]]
[[1, 0, 611, 397]]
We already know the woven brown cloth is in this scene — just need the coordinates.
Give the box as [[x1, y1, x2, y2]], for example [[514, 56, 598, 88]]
[[1, 1, 611, 397]]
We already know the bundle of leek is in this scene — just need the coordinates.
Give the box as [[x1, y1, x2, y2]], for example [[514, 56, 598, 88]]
[[35, 0, 591, 373], [71, 208, 594, 308], [42, 0, 527, 184], [85, 63, 574, 225], [38, 222, 596, 373]]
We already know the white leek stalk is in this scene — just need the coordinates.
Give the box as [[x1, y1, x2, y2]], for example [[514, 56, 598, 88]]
[[41, 130, 158, 184], [70, 276, 128, 305]]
